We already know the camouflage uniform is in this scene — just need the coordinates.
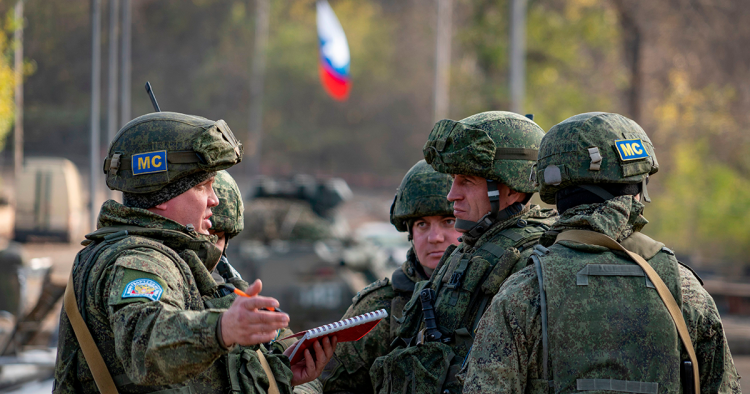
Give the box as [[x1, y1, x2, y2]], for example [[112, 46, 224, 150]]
[[211, 170, 298, 353], [370, 112, 557, 394], [460, 112, 741, 393], [54, 113, 295, 393], [316, 250, 428, 394], [300, 160, 453, 394]]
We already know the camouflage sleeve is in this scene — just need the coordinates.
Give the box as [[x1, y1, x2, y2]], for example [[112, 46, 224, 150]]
[[458, 266, 545, 393], [679, 265, 742, 393], [293, 379, 323, 394], [319, 284, 396, 394], [106, 248, 227, 386]]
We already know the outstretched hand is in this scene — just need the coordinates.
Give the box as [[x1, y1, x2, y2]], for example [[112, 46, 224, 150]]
[[285, 335, 338, 386], [221, 279, 290, 346]]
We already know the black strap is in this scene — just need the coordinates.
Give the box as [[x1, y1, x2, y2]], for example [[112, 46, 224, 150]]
[[495, 147, 538, 161], [577, 185, 615, 201]]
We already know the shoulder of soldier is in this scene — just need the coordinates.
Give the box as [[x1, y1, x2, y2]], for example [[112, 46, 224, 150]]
[[350, 277, 394, 307], [483, 214, 552, 255], [489, 264, 541, 315], [103, 235, 185, 283], [526, 205, 559, 222]]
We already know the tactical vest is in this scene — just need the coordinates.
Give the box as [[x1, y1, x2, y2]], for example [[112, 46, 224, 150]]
[[372, 208, 557, 394], [388, 257, 429, 339], [55, 225, 226, 394], [533, 231, 685, 393]]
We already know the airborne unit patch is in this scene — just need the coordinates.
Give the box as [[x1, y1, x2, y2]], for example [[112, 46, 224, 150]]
[[614, 139, 650, 161], [132, 150, 168, 175], [122, 278, 164, 301]]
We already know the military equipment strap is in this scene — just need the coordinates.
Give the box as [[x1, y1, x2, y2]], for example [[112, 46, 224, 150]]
[[576, 264, 654, 288], [555, 230, 700, 394], [531, 252, 550, 392], [104, 151, 201, 173], [494, 147, 538, 161], [64, 272, 119, 394], [255, 349, 280, 394], [446, 256, 470, 306]]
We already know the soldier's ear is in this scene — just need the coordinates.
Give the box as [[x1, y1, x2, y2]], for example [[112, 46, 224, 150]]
[[152, 202, 169, 211]]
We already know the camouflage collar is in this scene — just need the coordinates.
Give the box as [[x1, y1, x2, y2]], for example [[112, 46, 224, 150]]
[[402, 248, 430, 282], [462, 204, 532, 247], [551, 195, 648, 242], [89, 200, 221, 270]]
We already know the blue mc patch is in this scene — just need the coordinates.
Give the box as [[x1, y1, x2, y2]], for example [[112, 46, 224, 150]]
[[122, 278, 164, 301], [132, 150, 167, 175], [614, 139, 650, 161]]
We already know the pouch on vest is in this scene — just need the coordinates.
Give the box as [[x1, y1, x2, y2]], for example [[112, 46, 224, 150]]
[[393, 280, 431, 344], [370, 341, 455, 394], [226, 347, 293, 394]]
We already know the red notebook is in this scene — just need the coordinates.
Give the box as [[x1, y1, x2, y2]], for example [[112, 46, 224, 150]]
[[282, 309, 388, 364]]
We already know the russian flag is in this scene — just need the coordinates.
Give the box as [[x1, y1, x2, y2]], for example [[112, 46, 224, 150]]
[[317, 1, 351, 101]]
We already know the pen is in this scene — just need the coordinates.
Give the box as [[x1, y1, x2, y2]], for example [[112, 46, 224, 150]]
[[233, 288, 285, 313]]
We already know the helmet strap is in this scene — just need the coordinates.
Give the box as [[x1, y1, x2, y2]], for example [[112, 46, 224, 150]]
[[641, 177, 651, 203], [455, 202, 525, 239], [454, 179, 522, 239], [576, 185, 615, 201]]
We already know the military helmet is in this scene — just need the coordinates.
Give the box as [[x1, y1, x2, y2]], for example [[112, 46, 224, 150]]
[[211, 170, 244, 239], [536, 112, 659, 204], [390, 160, 454, 232], [423, 111, 544, 193], [103, 112, 243, 193]]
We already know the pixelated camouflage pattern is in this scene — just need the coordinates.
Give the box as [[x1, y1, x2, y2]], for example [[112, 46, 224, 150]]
[[212, 170, 245, 238], [54, 200, 291, 393], [537, 112, 659, 204], [105, 112, 243, 194], [423, 111, 544, 193], [317, 251, 428, 394], [390, 160, 454, 232], [459, 196, 741, 393], [371, 205, 558, 394]]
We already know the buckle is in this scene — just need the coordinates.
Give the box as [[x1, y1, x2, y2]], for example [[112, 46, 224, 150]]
[[446, 271, 463, 289]]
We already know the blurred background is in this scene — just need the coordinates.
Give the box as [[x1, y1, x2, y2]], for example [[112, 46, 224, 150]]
[[0, 0, 748, 391]]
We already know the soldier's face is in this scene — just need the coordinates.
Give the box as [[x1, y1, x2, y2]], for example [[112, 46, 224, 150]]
[[446, 175, 493, 226], [447, 175, 522, 229], [411, 215, 461, 272], [150, 177, 219, 235]]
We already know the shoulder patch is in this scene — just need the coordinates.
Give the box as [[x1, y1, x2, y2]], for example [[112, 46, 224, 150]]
[[352, 278, 389, 305], [615, 139, 650, 161], [122, 278, 164, 301], [132, 150, 167, 175]]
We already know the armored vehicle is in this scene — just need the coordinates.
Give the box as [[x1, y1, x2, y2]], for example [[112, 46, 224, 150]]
[[227, 175, 398, 332]]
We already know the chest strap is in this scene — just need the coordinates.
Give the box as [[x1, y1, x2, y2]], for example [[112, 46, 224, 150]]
[[256, 349, 281, 394], [555, 230, 700, 394], [64, 271, 119, 393]]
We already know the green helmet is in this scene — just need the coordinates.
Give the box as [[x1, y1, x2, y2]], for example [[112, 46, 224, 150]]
[[390, 160, 454, 232], [211, 170, 244, 239], [103, 112, 243, 193], [423, 111, 544, 194], [536, 112, 659, 204]]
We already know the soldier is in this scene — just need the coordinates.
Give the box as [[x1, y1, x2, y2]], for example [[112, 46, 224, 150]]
[[208, 169, 247, 286], [303, 160, 461, 394], [370, 111, 558, 394], [209, 169, 298, 353], [54, 112, 335, 394], [460, 112, 741, 393]]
